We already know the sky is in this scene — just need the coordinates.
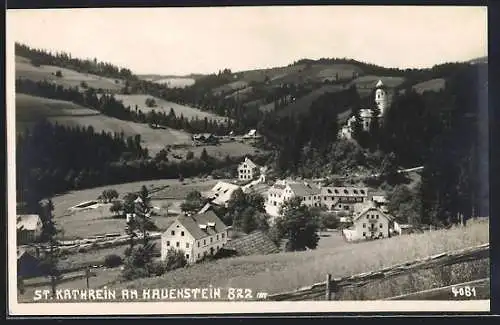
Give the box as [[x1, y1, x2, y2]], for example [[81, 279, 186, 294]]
[[7, 6, 487, 76]]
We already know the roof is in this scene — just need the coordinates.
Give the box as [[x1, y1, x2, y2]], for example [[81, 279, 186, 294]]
[[360, 109, 373, 118], [16, 214, 41, 231], [197, 202, 214, 214], [352, 201, 394, 222], [171, 210, 227, 240], [204, 181, 241, 206], [321, 187, 368, 197], [287, 182, 321, 197], [376, 79, 384, 88], [224, 230, 279, 256], [240, 157, 258, 169]]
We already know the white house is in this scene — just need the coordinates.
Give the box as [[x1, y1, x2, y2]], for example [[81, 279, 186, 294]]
[[160, 210, 229, 264], [238, 157, 260, 181], [320, 187, 369, 212], [265, 180, 322, 217], [202, 181, 241, 207], [16, 214, 43, 244], [342, 202, 393, 242]]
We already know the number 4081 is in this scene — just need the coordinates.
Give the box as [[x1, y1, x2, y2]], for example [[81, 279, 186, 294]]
[[451, 286, 477, 298]]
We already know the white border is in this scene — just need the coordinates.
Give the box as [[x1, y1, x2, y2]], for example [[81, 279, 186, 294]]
[[6, 8, 490, 316]]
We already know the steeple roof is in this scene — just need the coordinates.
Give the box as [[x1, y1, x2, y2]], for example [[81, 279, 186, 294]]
[[375, 80, 384, 88]]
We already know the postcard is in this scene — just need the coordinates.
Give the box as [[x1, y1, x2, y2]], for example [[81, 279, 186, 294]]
[[6, 5, 489, 316]]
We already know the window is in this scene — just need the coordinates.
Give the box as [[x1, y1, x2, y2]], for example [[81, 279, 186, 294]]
[[181, 231, 185, 236], [222, 233, 225, 239], [210, 237, 213, 243], [273, 201, 277, 206], [197, 242, 200, 247], [203, 239, 206, 245], [186, 242, 190, 248], [186, 254, 190, 259], [379, 232, 383, 237], [363, 232, 366, 237], [344, 206, 349, 210], [176, 242, 180, 247], [363, 223, 366, 228], [216, 234, 219, 240], [197, 253, 200, 258], [171, 230, 175, 236], [379, 224, 383, 228], [167, 241, 170, 246]]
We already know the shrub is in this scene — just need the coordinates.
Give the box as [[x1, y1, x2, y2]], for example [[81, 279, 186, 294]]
[[164, 248, 187, 271], [104, 254, 123, 268], [55, 70, 63, 78], [80, 81, 88, 89], [147, 261, 166, 276]]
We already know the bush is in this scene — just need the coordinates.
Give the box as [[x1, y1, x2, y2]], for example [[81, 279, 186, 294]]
[[147, 261, 166, 276], [164, 248, 187, 271], [103, 254, 123, 268], [55, 70, 63, 78], [80, 81, 88, 89]]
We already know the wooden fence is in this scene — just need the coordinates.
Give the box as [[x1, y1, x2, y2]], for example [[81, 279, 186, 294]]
[[267, 243, 489, 301]]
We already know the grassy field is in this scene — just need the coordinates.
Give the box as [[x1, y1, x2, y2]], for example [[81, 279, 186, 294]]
[[112, 94, 228, 122], [274, 84, 347, 117], [50, 177, 221, 238], [412, 78, 446, 94], [116, 219, 488, 299], [16, 93, 192, 155], [16, 56, 124, 91], [168, 142, 262, 161]]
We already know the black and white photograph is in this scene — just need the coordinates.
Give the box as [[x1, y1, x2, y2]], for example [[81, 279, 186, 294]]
[[6, 5, 490, 315]]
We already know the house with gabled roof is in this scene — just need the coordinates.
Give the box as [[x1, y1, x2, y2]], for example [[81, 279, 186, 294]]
[[342, 201, 394, 242], [238, 157, 260, 181], [17, 214, 43, 244], [160, 210, 229, 264], [265, 180, 322, 218], [202, 181, 241, 207]]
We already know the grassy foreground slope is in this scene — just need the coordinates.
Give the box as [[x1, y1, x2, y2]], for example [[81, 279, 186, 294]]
[[119, 219, 488, 299]]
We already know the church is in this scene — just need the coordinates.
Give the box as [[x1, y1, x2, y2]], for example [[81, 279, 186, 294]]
[[339, 80, 392, 140]]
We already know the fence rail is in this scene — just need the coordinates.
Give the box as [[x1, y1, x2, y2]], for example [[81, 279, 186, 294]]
[[267, 243, 489, 301]]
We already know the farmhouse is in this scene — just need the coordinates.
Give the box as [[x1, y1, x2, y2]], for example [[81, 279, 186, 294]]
[[160, 210, 229, 264], [202, 181, 241, 207], [238, 157, 260, 181], [265, 180, 321, 217], [339, 79, 394, 140], [192, 133, 218, 145], [342, 202, 393, 242], [16, 214, 43, 244], [320, 186, 369, 212]]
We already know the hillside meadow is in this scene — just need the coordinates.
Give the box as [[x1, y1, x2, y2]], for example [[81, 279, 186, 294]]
[[16, 93, 192, 156], [49, 177, 223, 238], [112, 94, 229, 123], [16, 56, 124, 91]]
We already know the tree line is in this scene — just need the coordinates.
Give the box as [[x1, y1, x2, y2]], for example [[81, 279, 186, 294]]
[[16, 120, 242, 214], [16, 42, 136, 82], [16, 78, 232, 135]]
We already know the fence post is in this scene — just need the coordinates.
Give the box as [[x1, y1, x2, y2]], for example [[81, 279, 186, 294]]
[[325, 273, 332, 300]]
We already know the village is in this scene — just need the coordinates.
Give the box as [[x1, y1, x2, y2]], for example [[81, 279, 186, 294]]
[[16, 83, 416, 282]]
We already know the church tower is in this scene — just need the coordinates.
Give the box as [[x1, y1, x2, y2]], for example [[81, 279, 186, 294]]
[[374, 80, 389, 116]]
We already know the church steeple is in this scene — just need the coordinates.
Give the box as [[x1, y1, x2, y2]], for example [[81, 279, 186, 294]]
[[374, 79, 388, 115]]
